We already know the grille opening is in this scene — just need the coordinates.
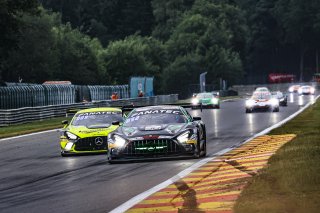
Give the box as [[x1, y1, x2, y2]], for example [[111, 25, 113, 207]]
[[74, 136, 108, 151], [122, 139, 182, 156]]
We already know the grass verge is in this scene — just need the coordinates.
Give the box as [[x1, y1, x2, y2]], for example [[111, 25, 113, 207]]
[[0, 117, 71, 139], [234, 100, 320, 213]]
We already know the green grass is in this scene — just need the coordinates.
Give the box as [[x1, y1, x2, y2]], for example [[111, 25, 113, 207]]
[[234, 101, 320, 213], [0, 117, 71, 139]]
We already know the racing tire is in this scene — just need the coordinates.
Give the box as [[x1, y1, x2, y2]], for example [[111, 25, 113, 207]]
[[245, 108, 252, 113], [273, 107, 279, 112], [61, 152, 68, 157], [200, 141, 207, 157], [215, 104, 220, 109], [200, 128, 207, 157], [193, 133, 201, 159]]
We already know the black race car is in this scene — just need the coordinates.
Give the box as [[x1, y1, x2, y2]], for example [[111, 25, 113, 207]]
[[107, 105, 206, 163]]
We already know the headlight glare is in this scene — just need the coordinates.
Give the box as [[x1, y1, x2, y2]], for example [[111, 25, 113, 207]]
[[177, 131, 190, 143], [114, 135, 126, 147], [310, 87, 315, 93], [270, 98, 279, 106], [192, 98, 199, 105], [211, 98, 218, 104], [66, 132, 78, 140], [246, 100, 254, 107]]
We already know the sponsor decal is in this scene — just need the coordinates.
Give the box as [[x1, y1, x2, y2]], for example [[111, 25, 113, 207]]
[[130, 110, 182, 117], [143, 135, 159, 140], [144, 125, 162, 131]]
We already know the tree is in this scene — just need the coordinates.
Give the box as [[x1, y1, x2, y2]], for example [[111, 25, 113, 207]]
[[152, 0, 195, 41], [0, 0, 39, 81], [3, 9, 60, 83], [273, 0, 320, 81], [163, 0, 245, 94], [53, 24, 106, 84], [41, 0, 155, 45], [101, 35, 167, 91]]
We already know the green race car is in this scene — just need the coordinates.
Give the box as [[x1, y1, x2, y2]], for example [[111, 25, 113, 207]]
[[191, 92, 220, 109], [60, 107, 123, 156]]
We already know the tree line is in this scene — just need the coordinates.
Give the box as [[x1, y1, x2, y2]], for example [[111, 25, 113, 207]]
[[1, 0, 320, 96]]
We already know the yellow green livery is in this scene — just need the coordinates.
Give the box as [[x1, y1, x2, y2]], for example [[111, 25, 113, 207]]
[[60, 107, 123, 156]]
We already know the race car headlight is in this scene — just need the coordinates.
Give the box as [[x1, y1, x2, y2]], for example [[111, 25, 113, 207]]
[[298, 88, 302, 94], [245, 100, 254, 107], [177, 131, 190, 143], [109, 135, 126, 147], [270, 98, 279, 106], [211, 98, 218, 104], [192, 98, 199, 105], [65, 132, 78, 140], [289, 87, 294, 92], [310, 87, 315, 93]]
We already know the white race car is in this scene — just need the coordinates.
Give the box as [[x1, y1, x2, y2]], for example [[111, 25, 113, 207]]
[[245, 91, 279, 113], [298, 85, 315, 95]]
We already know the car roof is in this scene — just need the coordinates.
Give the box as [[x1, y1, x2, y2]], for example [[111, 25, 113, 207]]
[[134, 105, 182, 112], [76, 107, 122, 114]]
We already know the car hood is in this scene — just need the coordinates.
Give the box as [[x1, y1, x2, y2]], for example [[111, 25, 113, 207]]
[[66, 125, 118, 138], [119, 123, 188, 137]]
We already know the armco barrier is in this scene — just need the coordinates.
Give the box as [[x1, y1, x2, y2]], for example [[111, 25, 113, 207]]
[[0, 84, 129, 109], [0, 94, 178, 126]]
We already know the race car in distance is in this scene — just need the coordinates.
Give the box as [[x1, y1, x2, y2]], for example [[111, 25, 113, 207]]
[[191, 92, 220, 109], [245, 91, 279, 113], [60, 108, 123, 156], [107, 105, 206, 162], [271, 91, 288, 106], [288, 85, 300, 93], [298, 85, 315, 95]]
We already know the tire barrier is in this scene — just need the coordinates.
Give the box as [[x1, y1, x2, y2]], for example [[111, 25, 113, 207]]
[[0, 94, 178, 126]]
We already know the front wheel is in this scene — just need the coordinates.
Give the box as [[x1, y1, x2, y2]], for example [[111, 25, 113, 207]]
[[245, 108, 252, 113], [273, 107, 279, 112]]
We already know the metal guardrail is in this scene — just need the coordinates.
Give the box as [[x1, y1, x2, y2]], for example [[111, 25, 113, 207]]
[[0, 94, 178, 126], [0, 84, 129, 109]]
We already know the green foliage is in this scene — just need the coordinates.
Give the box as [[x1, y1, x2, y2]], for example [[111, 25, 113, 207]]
[[53, 24, 106, 85], [101, 35, 167, 92], [4, 0, 320, 95], [163, 0, 245, 95], [152, 0, 195, 41], [42, 0, 155, 46], [4, 9, 60, 83], [0, 0, 39, 81]]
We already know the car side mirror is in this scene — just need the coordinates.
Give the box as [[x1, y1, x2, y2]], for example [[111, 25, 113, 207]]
[[112, 121, 120, 126], [62, 120, 68, 125], [193, 117, 201, 121]]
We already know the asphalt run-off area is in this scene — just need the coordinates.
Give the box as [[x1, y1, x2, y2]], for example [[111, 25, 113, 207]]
[[0, 93, 317, 213]]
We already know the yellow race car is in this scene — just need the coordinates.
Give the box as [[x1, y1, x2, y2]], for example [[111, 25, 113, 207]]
[[60, 107, 123, 156]]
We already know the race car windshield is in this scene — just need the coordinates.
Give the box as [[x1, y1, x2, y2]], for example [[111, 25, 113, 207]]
[[197, 93, 213, 99], [123, 112, 188, 127], [72, 112, 123, 127], [252, 93, 271, 100]]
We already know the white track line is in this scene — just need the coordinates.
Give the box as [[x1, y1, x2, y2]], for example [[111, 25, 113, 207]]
[[109, 95, 319, 213], [0, 129, 59, 142]]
